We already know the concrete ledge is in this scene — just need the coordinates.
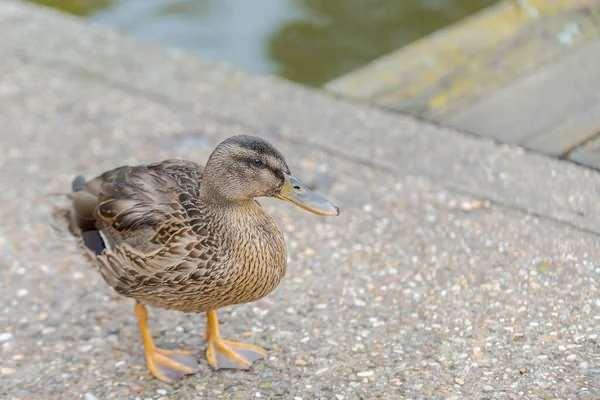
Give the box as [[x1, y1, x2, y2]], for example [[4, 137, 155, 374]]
[[326, 0, 596, 119], [326, 0, 600, 163]]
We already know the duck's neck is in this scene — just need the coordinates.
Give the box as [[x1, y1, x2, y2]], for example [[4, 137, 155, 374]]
[[199, 184, 261, 216], [196, 182, 286, 304]]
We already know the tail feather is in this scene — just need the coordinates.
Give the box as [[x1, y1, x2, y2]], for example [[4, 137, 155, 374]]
[[68, 175, 108, 255], [72, 175, 86, 192]]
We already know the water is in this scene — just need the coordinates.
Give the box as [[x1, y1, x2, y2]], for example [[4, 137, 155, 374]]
[[30, 0, 496, 86]]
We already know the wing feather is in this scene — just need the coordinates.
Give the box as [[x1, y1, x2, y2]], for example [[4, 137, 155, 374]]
[[69, 159, 216, 297]]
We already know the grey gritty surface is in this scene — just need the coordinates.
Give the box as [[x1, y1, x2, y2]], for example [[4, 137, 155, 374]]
[[0, 1, 599, 399]]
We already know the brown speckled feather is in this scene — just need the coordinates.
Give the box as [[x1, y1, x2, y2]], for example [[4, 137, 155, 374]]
[[68, 159, 286, 313]]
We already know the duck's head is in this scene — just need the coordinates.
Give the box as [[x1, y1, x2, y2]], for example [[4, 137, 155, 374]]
[[202, 135, 339, 216]]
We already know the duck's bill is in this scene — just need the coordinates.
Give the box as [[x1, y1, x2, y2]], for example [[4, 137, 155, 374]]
[[276, 174, 339, 216]]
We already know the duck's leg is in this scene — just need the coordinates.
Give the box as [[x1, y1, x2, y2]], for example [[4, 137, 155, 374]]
[[134, 302, 199, 382], [204, 309, 267, 369]]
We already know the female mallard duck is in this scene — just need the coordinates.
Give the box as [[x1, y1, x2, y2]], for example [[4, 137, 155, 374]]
[[66, 135, 338, 382]]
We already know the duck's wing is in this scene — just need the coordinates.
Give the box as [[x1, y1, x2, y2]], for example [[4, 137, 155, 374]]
[[68, 159, 220, 296]]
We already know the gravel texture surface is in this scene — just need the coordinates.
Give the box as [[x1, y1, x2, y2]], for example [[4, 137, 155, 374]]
[[1, 2, 599, 399]]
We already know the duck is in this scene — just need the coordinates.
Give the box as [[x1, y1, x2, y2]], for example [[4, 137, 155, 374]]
[[65, 135, 339, 382]]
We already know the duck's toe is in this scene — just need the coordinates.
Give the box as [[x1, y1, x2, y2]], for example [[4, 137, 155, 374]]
[[206, 339, 266, 370], [146, 348, 199, 383]]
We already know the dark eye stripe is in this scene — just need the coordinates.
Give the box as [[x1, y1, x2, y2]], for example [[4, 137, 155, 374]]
[[236, 155, 284, 179], [269, 165, 285, 180]]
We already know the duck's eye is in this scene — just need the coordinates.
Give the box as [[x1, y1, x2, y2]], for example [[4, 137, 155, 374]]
[[253, 159, 264, 168]]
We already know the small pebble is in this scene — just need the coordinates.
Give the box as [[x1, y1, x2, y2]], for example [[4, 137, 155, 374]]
[[130, 383, 144, 393], [356, 370, 374, 378], [16, 289, 28, 297], [79, 344, 93, 353], [0, 333, 13, 342], [84, 394, 98, 400], [587, 368, 600, 375], [1, 367, 16, 375], [459, 199, 487, 211], [303, 247, 314, 256], [156, 389, 167, 395], [454, 377, 464, 385], [566, 354, 577, 362], [354, 299, 366, 307]]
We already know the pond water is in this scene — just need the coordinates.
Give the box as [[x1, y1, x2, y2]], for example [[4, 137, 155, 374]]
[[31, 0, 496, 86]]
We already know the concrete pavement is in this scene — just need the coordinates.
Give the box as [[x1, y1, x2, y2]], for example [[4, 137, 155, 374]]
[[0, 2, 599, 399]]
